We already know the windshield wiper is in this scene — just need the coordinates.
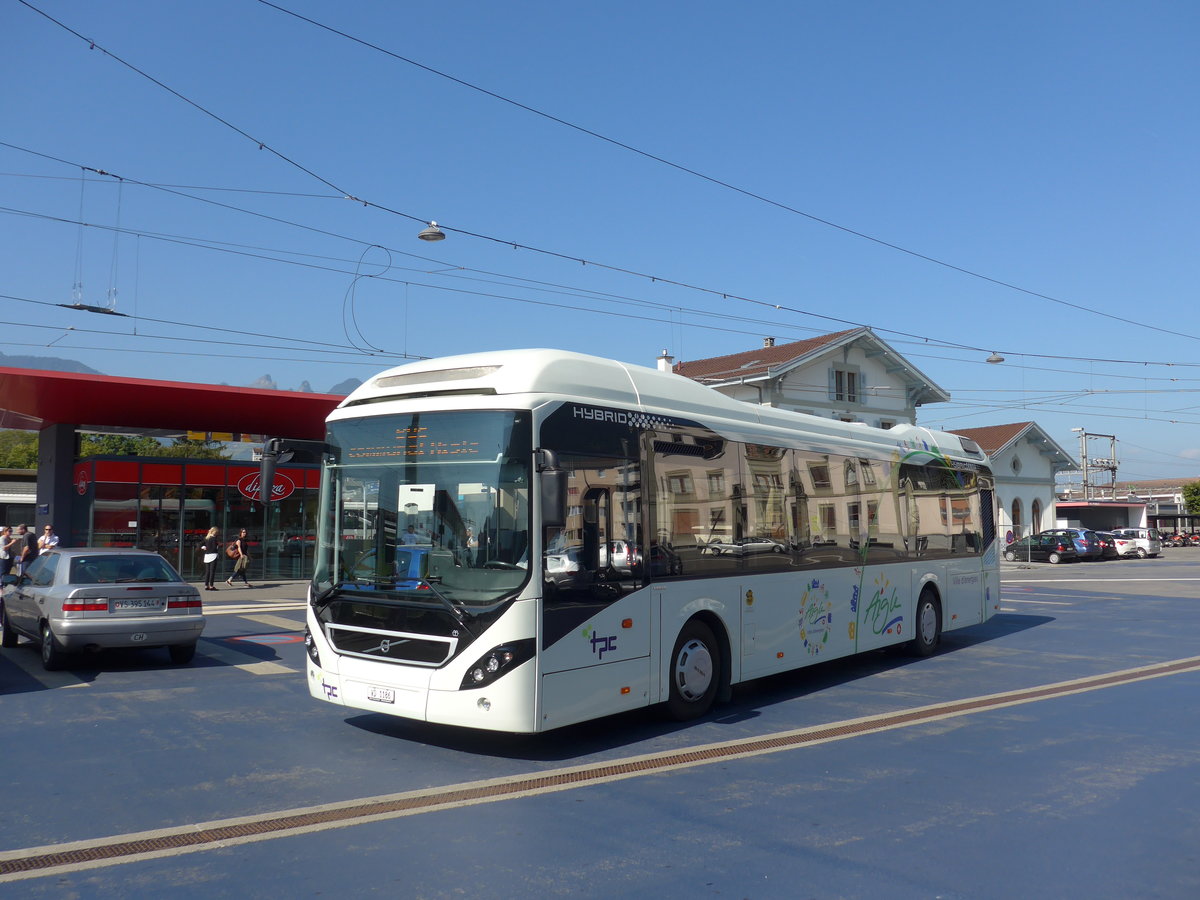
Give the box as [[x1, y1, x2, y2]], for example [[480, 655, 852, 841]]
[[418, 577, 478, 638]]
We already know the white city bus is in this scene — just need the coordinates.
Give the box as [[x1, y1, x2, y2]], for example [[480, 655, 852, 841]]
[[304, 349, 1000, 732]]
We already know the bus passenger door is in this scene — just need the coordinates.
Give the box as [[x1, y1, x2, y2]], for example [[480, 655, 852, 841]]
[[541, 458, 648, 668], [540, 455, 651, 729]]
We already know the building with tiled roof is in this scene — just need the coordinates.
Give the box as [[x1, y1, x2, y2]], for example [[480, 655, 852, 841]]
[[670, 327, 949, 428], [950, 422, 1076, 540]]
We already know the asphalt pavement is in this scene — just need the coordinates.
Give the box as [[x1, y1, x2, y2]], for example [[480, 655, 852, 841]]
[[3, 555, 1199, 898]]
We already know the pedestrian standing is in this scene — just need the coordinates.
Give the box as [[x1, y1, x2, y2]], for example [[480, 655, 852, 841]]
[[16, 524, 37, 577], [0, 526, 15, 577], [226, 528, 253, 588], [199, 526, 221, 591], [38, 524, 60, 552]]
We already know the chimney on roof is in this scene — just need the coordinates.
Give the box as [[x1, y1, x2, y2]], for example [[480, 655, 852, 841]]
[[763, 337, 775, 348], [657, 349, 675, 372]]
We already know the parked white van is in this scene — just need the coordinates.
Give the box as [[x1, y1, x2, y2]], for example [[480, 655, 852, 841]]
[[1109, 527, 1162, 558]]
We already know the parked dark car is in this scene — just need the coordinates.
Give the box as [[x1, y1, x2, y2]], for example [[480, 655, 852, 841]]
[[1093, 531, 1121, 560], [1004, 534, 1079, 564], [1038, 528, 1102, 560], [648, 543, 683, 576]]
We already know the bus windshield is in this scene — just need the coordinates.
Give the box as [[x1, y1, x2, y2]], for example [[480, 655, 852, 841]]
[[313, 410, 533, 612]]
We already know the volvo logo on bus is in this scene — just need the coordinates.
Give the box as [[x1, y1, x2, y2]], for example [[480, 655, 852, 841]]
[[236, 472, 295, 502]]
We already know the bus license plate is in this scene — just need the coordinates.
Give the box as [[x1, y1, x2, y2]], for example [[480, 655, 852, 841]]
[[367, 685, 395, 704]]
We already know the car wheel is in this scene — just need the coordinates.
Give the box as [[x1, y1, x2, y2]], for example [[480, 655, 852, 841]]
[[40, 623, 68, 671], [1048, 552, 1061, 564], [666, 619, 720, 721], [1004, 550, 1016, 562], [1136, 548, 1147, 559], [0, 604, 18, 648], [910, 589, 941, 657], [168, 643, 197, 665], [772, 545, 784, 553]]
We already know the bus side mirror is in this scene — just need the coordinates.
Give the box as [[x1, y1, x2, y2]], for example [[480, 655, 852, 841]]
[[537, 449, 567, 530]]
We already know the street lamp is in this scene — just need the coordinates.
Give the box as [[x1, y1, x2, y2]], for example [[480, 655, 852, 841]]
[[418, 221, 446, 242]]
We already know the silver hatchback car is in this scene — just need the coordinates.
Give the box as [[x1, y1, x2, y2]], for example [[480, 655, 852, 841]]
[[0, 548, 206, 670]]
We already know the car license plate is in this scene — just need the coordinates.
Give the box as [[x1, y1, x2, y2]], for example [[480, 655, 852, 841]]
[[114, 598, 165, 610], [367, 685, 395, 704]]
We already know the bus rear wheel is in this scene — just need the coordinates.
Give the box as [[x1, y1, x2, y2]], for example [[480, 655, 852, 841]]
[[667, 619, 720, 721], [910, 590, 941, 657]]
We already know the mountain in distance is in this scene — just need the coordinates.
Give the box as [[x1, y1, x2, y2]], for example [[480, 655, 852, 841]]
[[0, 350, 102, 375], [248, 374, 361, 395]]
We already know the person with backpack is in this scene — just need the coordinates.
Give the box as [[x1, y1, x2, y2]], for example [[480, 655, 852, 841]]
[[226, 528, 253, 588]]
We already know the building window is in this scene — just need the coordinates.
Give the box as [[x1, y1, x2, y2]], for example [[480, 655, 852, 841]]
[[667, 474, 693, 495], [808, 462, 832, 491], [707, 471, 725, 495], [1011, 498, 1023, 537], [1031, 498, 1042, 533], [831, 367, 859, 403]]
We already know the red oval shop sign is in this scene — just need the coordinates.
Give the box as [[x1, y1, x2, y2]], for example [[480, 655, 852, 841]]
[[236, 471, 295, 502]]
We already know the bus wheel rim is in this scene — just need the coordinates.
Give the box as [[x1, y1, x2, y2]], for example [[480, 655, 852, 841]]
[[920, 603, 937, 643], [674, 639, 713, 702]]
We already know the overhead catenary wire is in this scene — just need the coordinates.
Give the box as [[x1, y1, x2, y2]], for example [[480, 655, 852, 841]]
[[250, 0, 1196, 345], [5, 161, 1200, 376], [14, 1, 1200, 350]]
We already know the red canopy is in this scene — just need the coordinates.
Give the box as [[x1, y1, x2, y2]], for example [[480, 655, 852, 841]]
[[0, 367, 341, 439]]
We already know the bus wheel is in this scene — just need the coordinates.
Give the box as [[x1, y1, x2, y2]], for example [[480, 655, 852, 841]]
[[910, 590, 941, 657], [667, 619, 720, 720]]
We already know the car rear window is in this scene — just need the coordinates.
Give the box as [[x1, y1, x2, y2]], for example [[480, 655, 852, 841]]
[[68, 556, 181, 585]]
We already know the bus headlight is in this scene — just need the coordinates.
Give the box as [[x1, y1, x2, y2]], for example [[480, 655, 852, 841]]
[[304, 627, 321, 667], [460, 639, 535, 690]]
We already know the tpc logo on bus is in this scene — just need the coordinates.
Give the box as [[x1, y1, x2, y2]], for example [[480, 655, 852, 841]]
[[582, 625, 617, 660]]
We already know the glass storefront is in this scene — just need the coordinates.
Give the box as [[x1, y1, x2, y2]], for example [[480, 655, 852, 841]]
[[72, 456, 319, 582]]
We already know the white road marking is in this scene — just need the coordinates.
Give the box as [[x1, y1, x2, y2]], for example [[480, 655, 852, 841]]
[[197, 639, 296, 675], [205, 602, 305, 616], [1000, 598, 1074, 606]]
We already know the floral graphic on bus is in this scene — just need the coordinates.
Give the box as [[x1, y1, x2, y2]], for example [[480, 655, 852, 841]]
[[799, 578, 832, 655], [865, 572, 904, 636]]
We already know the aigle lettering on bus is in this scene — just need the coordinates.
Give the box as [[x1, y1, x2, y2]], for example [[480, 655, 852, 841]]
[[236, 472, 296, 502]]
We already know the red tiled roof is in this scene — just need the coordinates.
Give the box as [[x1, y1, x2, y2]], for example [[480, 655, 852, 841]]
[[948, 423, 1035, 455], [674, 329, 859, 382]]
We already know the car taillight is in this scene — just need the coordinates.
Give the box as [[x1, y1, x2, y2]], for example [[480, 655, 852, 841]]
[[167, 598, 204, 609], [62, 600, 108, 611]]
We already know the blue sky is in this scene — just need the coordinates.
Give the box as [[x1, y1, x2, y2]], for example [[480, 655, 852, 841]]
[[3, 0, 1198, 481]]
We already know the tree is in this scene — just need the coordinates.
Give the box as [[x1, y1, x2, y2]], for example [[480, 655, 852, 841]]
[[1183, 481, 1200, 515], [0, 430, 39, 468], [79, 434, 165, 457], [158, 437, 229, 460]]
